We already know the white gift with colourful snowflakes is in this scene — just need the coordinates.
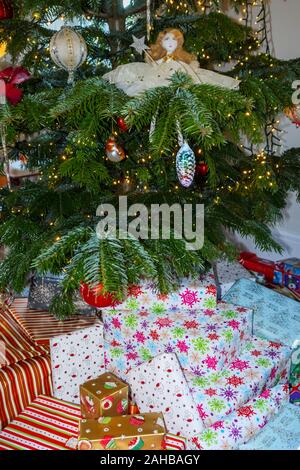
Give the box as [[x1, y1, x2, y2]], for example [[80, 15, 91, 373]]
[[185, 336, 291, 427], [189, 383, 289, 450], [103, 273, 217, 313], [103, 302, 253, 380]]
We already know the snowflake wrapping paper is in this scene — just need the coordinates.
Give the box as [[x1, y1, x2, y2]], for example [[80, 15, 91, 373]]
[[239, 402, 300, 450], [223, 278, 300, 347], [189, 383, 289, 450], [103, 302, 253, 381], [127, 353, 205, 439], [290, 341, 300, 404], [50, 324, 105, 403], [102, 273, 217, 313], [184, 336, 291, 427]]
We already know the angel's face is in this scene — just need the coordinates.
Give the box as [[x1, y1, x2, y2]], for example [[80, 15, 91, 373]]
[[161, 32, 178, 54]]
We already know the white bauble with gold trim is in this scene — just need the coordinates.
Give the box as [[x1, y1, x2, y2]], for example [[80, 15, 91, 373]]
[[50, 26, 87, 84]]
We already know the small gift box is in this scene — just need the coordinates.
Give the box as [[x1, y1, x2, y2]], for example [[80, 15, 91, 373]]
[[162, 433, 186, 450], [28, 274, 93, 314], [80, 372, 129, 419], [273, 258, 300, 293], [78, 413, 166, 450]]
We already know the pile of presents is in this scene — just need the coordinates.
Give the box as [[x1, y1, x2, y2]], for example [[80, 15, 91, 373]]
[[241, 253, 300, 301], [0, 260, 299, 450]]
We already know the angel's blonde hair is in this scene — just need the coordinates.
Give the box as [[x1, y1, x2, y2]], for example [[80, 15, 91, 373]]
[[149, 28, 195, 64]]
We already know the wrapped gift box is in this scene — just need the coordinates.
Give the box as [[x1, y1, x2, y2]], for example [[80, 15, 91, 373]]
[[103, 273, 217, 313], [0, 305, 52, 430], [0, 395, 81, 450], [223, 278, 300, 404], [213, 259, 254, 298], [290, 341, 300, 404], [223, 278, 300, 347], [127, 353, 204, 439], [50, 324, 105, 404], [0, 303, 49, 366], [189, 383, 289, 450], [28, 274, 94, 314], [11, 298, 98, 346], [80, 372, 128, 419], [78, 413, 165, 450], [239, 252, 275, 282], [273, 258, 300, 293], [0, 356, 52, 431], [239, 402, 300, 450], [185, 336, 291, 427], [104, 301, 253, 380]]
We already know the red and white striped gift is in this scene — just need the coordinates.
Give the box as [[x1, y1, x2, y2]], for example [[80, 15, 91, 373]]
[[0, 305, 52, 430], [0, 395, 81, 450], [10, 298, 98, 346], [0, 356, 53, 431], [0, 304, 48, 366]]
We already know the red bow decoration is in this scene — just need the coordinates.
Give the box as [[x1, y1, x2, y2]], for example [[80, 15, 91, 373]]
[[0, 66, 31, 106]]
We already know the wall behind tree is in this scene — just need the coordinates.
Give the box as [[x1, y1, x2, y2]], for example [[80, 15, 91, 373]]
[[230, 0, 300, 259]]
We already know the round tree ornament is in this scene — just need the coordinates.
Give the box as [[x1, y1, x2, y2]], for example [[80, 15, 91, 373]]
[[105, 136, 125, 162], [176, 142, 196, 188], [50, 26, 87, 84], [196, 161, 209, 177], [116, 117, 128, 132], [0, 0, 13, 20], [80, 282, 115, 309]]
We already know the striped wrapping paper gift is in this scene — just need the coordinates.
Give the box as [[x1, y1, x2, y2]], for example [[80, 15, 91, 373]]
[[0, 304, 49, 367], [10, 298, 98, 346], [0, 395, 81, 450], [0, 355, 53, 431], [0, 304, 52, 430]]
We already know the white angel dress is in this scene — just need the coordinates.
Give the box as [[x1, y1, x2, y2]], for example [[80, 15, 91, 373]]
[[103, 58, 239, 97]]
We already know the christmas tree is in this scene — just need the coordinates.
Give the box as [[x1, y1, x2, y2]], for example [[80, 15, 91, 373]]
[[0, 0, 300, 318]]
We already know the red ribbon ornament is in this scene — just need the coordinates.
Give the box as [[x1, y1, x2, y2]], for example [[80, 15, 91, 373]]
[[0, 66, 31, 106]]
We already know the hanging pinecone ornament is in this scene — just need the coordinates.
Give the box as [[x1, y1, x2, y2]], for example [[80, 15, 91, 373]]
[[50, 26, 87, 84], [176, 142, 196, 188], [105, 136, 125, 162]]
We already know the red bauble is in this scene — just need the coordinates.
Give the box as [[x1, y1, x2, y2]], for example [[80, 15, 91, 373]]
[[80, 282, 115, 308], [196, 162, 209, 177], [0, 1, 13, 20], [116, 117, 128, 132]]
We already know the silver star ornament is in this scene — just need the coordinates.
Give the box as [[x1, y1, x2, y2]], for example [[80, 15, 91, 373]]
[[130, 35, 149, 55]]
